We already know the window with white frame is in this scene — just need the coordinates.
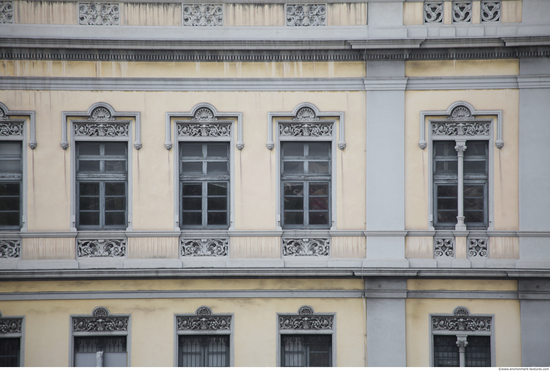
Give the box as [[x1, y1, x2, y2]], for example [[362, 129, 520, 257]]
[[278, 306, 335, 367], [175, 306, 233, 367], [431, 306, 493, 367], [0, 141, 22, 229], [72, 307, 129, 367], [0, 313, 23, 367]]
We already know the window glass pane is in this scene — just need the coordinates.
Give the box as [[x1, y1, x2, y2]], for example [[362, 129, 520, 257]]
[[0, 212, 20, 226], [309, 211, 329, 225], [465, 141, 487, 156], [283, 162, 304, 173], [283, 143, 304, 157], [182, 198, 202, 211], [284, 212, 303, 225], [79, 196, 99, 211], [182, 162, 203, 174], [207, 212, 227, 225], [465, 336, 491, 367], [182, 212, 202, 225], [437, 211, 457, 224], [281, 335, 331, 367], [437, 186, 457, 197], [105, 160, 126, 172], [105, 197, 125, 211], [182, 184, 202, 196], [308, 162, 329, 174], [80, 182, 100, 196], [284, 196, 304, 211], [105, 212, 125, 226], [179, 335, 229, 368], [104, 143, 126, 156], [78, 143, 100, 156], [309, 197, 328, 210], [310, 183, 329, 196], [308, 142, 330, 157], [0, 197, 19, 211], [435, 160, 457, 174], [207, 144, 228, 157], [307, 335, 332, 367], [0, 183, 19, 196], [0, 160, 20, 172], [433, 335, 459, 367], [465, 211, 484, 223], [181, 144, 203, 157], [434, 141, 456, 156], [78, 160, 100, 172], [284, 183, 303, 196], [79, 211, 100, 226], [208, 197, 227, 211], [74, 336, 127, 367], [438, 198, 457, 210], [207, 162, 228, 174], [208, 183, 227, 196], [465, 197, 484, 210], [282, 336, 305, 367], [106, 182, 125, 196], [0, 142, 21, 155], [464, 185, 484, 198], [464, 160, 486, 174]]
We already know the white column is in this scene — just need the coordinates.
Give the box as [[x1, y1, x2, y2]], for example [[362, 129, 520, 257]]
[[96, 351, 104, 367], [455, 140, 467, 231], [456, 335, 468, 367]]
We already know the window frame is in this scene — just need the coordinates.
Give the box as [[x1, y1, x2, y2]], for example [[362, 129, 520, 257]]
[[0, 140, 23, 230], [0, 313, 25, 367]]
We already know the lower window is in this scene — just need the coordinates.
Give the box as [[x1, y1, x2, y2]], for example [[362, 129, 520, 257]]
[[434, 335, 490, 367], [0, 338, 20, 367], [178, 335, 229, 367], [74, 336, 127, 367], [281, 335, 332, 367]]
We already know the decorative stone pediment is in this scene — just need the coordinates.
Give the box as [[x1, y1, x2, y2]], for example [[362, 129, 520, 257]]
[[191, 107, 218, 122], [279, 306, 333, 330], [0, 240, 21, 259], [294, 107, 319, 122], [73, 307, 129, 332], [431, 105, 491, 137], [176, 306, 232, 331], [447, 105, 474, 121], [432, 306, 492, 332], [89, 106, 115, 122]]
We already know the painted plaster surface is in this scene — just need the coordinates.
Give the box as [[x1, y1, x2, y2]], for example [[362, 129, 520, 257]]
[[225, 4, 284, 26], [122, 2, 181, 26], [407, 279, 518, 291], [406, 298, 521, 366], [405, 59, 520, 77], [14, 1, 77, 24], [21, 238, 75, 259], [230, 237, 280, 258], [405, 237, 433, 259]]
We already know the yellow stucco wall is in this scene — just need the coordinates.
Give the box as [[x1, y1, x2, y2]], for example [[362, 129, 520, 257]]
[[406, 59, 520, 77]]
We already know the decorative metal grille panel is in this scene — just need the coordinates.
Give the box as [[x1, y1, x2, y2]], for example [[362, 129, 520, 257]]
[[180, 238, 229, 257], [279, 122, 332, 137], [77, 239, 126, 258], [282, 238, 330, 257], [73, 307, 129, 332], [0, 1, 13, 24], [178, 123, 231, 137], [432, 307, 492, 332], [0, 317, 22, 334], [78, 3, 120, 25], [183, 4, 223, 26], [468, 238, 488, 258], [74, 122, 129, 137], [279, 306, 333, 330], [434, 238, 454, 257], [0, 122, 22, 136], [286, 4, 326, 26], [424, 2, 444, 23], [481, 1, 501, 22], [452, 1, 472, 23], [177, 306, 232, 331], [0, 240, 20, 259]]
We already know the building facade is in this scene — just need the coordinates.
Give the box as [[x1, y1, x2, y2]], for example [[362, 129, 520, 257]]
[[0, 0, 549, 367]]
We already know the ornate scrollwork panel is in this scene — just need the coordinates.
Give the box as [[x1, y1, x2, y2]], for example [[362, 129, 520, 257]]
[[180, 238, 228, 257], [183, 4, 223, 26], [432, 315, 491, 332], [78, 3, 120, 25], [280, 122, 332, 137], [0, 240, 21, 259], [424, 2, 443, 23], [74, 122, 129, 137], [178, 123, 230, 137], [432, 122, 490, 136], [282, 238, 330, 257], [77, 239, 126, 258], [0, 318, 22, 334], [452, 1, 472, 23], [434, 238, 454, 258], [279, 306, 333, 330], [468, 238, 488, 258], [0, 1, 13, 24], [0, 122, 23, 137], [286, 4, 326, 26], [294, 107, 319, 122], [89, 107, 115, 121], [192, 108, 218, 122], [73, 317, 128, 332], [481, 1, 501, 22], [177, 306, 231, 331]]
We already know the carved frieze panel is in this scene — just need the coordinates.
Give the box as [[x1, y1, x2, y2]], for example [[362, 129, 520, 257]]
[[481, 1, 500, 22], [177, 306, 231, 331], [183, 4, 223, 26], [178, 123, 231, 137], [192, 108, 218, 122], [280, 123, 332, 137], [79, 3, 120, 25], [89, 107, 115, 121], [77, 239, 126, 258], [434, 238, 454, 258], [73, 307, 129, 332], [432, 122, 490, 136], [424, 2, 443, 23], [468, 238, 488, 258], [294, 107, 319, 122], [74, 121, 128, 137], [0, 122, 23, 136], [0, 240, 20, 259], [0, 317, 22, 334], [432, 306, 492, 332], [452, 1, 472, 23], [180, 238, 228, 257], [0, 1, 13, 24], [286, 4, 326, 26], [282, 238, 330, 257], [279, 306, 333, 330]]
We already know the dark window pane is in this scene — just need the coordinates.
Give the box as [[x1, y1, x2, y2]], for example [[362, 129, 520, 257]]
[[182, 162, 202, 174], [465, 160, 486, 174], [464, 185, 484, 197], [207, 162, 228, 174], [309, 162, 329, 174], [284, 212, 303, 225], [434, 335, 459, 367], [437, 186, 457, 197], [434, 141, 456, 156], [106, 182, 125, 196], [105, 197, 125, 211], [465, 197, 484, 210], [0, 197, 19, 211], [104, 143, 126, 156], [310, 183, 329, 196], [78, 160, 100, 172], [182, 212, 201, 225], [309, 197, 328, 210], [308, 335, 332, 367], [182, 198, 202, 211], [0, 160, 20, 172], [308, 142, 330, 157], [284, 183, 304, 196], [80, 211, 100, 226], [284, 197, 304, 211], [435, 160, 458, 174], [437, 211, 457, 224], [309, 211, 329, 225], [465, 336, 491, 367], [465, 211, 484, 223], [207, 144, 228, 157], [79, 183, 100, 196], [78, 143, 100, 156], [438, 198, 457, 210], [465, 141, 487, 157], [79, 196, 100, 211], [105, 160, 126, 172], [207, 212, 227, 225], [182, 184, 202, 196], [283, 162, 304, 173], [181, 144, 203, 157], [105, 212, 125, 226], [208, 197, 227, 211], [178, 335, 229, 367], [0, 212, 20, 226], [208, 183, 227, 196], [0, 338, 20, 367], [283, 143, 304, 157], [0, 183, 19, 196], [281, 335, 331, 367]]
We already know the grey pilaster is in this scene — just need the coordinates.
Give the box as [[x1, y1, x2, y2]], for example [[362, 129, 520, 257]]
[[365, 278, 407, 367], [517, 58, 550, 269], [519, 279, 550, 366], [364, 61, 408, 268]]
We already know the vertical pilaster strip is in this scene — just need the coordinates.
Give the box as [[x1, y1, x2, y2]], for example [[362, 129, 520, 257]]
[[519, 279, 550, 366]]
